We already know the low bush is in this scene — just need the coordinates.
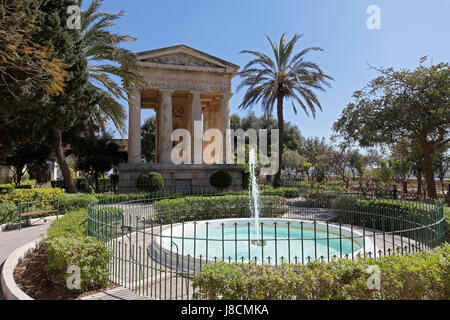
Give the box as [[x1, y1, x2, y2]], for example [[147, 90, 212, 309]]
[[58, 193, 98, 214], [46, 210, 88, 239], [0, 202, 17, 224], [0, 184, 14, 194], [15, 183, 33, 189], [0, 187, 65, 205], [259, 185, 301, 199], [210, 170, 233, 189], [43, 209, 111, 292], [193, 244, 450, 300], [44, 235, 111, 292], [154, 195, 287, 224], [136, 172, 164, 193]]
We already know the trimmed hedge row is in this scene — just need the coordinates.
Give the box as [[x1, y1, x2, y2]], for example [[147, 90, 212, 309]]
[[193, 244, 450, 300], [58, 193, 98, 214], [43, 210, 111, 292], [154, 195, 287, 224], [0, 187, 65, 204]]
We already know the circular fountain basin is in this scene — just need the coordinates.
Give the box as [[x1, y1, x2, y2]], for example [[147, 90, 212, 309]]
[[153, 218, 375, 266]]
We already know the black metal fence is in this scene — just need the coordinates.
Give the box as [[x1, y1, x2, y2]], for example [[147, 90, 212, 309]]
[[87, 188, 445, 300]]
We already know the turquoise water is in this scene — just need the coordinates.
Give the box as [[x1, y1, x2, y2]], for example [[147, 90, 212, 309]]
[[170, 223, 362, 263]]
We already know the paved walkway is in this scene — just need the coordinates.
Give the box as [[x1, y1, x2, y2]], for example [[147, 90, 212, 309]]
[[0, 217, 150, 301], [0, 218, 55, 300]]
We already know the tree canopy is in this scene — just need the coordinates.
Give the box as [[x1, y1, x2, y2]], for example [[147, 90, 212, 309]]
[[333, 61, 450, 198]]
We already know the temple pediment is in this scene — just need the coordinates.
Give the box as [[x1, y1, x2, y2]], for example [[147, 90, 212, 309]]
[[136, 45, 239, 74]]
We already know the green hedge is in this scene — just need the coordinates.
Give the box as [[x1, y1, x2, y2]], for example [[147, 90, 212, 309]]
[[154, 195, 287, 224], [44, 236, 111, 292], [46, 210, 88, 239], [0, 183, 14, 194], [193, 244, 450, 300], [43, 209, 111, 292], [0, 187, 65, 204], [0, 202, 17, 225], [58, 193, 98, 214]]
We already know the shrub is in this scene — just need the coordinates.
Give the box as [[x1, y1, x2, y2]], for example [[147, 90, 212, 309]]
[[44, 210, 111, 292], [58, 193, 98, 214], [136, 172, 164, 193], [46, 210, 88, 239], [210, 170, 233, 189], [44, 236, 111, 292], [16, 182, 33, 189], [0, 187, 65, 204], [193, 244, 450, 300], [259, 185, 301, 199], [0, 202, 17, 225], [0, 184, 14, 194], [154, 195, 286, 224]]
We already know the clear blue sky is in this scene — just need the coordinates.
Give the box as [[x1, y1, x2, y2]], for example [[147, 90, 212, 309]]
[[97, 0, 449, 141]]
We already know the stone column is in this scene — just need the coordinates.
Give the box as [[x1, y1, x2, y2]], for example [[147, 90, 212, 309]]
[[220, 93, 233, 163], [191, 91, 202, 163], [128, 89, 141, 163], [159, 90, 174, 163]]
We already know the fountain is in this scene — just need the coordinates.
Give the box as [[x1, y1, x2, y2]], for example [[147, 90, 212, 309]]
[[152, 150, 371, 267], [249, 149, 266, 247]]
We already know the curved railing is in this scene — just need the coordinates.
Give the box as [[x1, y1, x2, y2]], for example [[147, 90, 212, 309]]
[[87, 189, 445, 300]]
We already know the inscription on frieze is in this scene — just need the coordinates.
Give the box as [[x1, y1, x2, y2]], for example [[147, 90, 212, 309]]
[[148, 82, 230, 93]]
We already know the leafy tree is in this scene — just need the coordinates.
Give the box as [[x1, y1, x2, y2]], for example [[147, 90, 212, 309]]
[[0, 140, 52, 187], [230, 114, 242, 131], [299, 137, 333, 181], [433, 151, 450, 194], [282, 149, 303, 178], [333, 61, 450, 198], [392, 159, 414, 194], [141, 117, 156, 163], [1, 0, 142, 193], [300, 161, 312, 181], [0, 0, 68, 101], [66, 134, 127, 192], [331, 150, 351, 189], [391, 140, 416, 194], [348, 150, 365, 181], [237, 33, 333, 187], [373, 159, 394, 188]]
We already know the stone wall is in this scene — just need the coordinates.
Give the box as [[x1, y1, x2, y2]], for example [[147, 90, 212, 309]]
[[119, 163, 243, 194]]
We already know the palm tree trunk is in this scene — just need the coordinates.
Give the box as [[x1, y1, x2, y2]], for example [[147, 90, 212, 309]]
[[52, 128, 77, 193], [273, 95, 284, 188]]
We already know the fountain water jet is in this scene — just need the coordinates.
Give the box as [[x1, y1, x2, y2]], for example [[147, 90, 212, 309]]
[[249, 149, 266, 246]]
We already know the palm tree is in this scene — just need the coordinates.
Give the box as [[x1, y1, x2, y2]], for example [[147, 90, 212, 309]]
[[237, 33, 333, 187], [80, 0, 143, 135], [55, 0, 143, 193]]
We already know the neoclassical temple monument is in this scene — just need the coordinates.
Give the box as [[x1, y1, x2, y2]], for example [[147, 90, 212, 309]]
[[119, 45, 243, 193]]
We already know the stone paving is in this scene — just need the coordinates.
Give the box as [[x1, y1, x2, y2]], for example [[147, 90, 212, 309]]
[[0, 216, 146, 301], [0, 217, 55, 300]]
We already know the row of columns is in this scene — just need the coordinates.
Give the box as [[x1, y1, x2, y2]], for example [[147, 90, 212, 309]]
[[127, 89, 232, 164]]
